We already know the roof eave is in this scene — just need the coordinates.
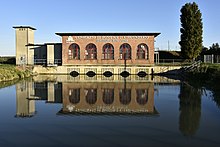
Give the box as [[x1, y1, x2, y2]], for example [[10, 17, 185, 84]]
[[56, 32, 160, 37], [13, 26, 36, 30]]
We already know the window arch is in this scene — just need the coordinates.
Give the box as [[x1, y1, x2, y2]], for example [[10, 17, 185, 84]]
[[119, 43, 131, 60], [85, 43, 97, 60], [68, 43, 80, 59], [102, 43, 114, 60], [137, 43, 149, 59]]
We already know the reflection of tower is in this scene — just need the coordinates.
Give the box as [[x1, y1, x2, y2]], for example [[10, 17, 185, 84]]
[[15, 80, 36, 117], [13, 26, 36, 65], [178, 83, 201, 136]]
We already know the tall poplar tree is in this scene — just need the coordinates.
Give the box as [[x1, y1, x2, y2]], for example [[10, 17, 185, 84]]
[[179, 2, 203, 60]]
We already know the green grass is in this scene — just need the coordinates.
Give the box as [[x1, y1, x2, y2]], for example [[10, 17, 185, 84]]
[[0, 64, 31, 82]]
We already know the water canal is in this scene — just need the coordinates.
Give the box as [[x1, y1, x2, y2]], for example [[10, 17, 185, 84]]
[[0, 75, 219, 147]]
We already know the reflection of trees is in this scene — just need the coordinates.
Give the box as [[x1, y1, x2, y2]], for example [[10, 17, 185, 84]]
[[178, 82, 201, 136], [206, 73, 220, 108], [185, 68, 220, 108]]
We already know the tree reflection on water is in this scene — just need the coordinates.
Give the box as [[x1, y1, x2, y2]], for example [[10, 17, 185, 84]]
[[178, 82, 202, 136]]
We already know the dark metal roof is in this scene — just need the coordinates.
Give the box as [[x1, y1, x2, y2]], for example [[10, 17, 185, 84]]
[[26, 43, 62, 47], [45, 43, 62, 45], [26, 43, 44, 47], [56, 32, 160, 37], [13, 26, 36, 30]]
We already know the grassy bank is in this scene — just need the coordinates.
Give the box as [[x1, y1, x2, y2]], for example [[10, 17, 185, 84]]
[[0, 64, 32, 82], [186, 63, 220, 84], [185, 63, 220, 107]]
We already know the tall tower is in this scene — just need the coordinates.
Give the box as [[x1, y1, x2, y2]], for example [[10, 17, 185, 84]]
[[13, 26, 36, 65]]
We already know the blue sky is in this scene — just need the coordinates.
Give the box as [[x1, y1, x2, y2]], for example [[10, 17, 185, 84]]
[[0, 0, 219, 55]]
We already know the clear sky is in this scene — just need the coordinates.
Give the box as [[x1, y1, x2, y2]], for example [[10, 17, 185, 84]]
[[0, 0, 219, 55]]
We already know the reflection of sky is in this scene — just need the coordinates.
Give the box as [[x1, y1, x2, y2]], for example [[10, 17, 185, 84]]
[[154, 84, 180, 134], [0, 82, 220, 146], [0, 85, 16, 120]]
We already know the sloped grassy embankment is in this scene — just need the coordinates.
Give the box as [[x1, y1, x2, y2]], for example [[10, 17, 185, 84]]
[[0, 64, 32, 88], [185, 63, 220, 107]]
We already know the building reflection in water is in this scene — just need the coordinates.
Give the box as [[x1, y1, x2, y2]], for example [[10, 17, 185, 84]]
[[15, 75, 204, 137], [15, 79, 36, 117], [61, 80, 156, 115], [15, 77, 158, 116]]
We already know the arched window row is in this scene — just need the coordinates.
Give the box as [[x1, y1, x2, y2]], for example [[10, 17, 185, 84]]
[[69, 88, 148, 105], [68, 43, 149, 60]]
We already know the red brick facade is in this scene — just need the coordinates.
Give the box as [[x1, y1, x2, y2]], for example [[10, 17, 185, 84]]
[[56, 33, 160, 66]]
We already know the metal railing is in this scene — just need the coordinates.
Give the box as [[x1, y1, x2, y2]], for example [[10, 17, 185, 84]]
[[34, 59, 62, 66], [155, 59, 191, 66]]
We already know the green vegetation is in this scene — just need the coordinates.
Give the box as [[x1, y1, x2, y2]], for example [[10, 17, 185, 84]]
[[202, 43, 220, 55], [156, 51, 192, 66], [0, 56, 15, 64], [179, 2, 203, 60], [0, 64, 32, 82], [158, 51, 181, 59], [185, 63, 220, 107]]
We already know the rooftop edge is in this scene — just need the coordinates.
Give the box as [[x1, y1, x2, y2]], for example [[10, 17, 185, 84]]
[[13, 26, 36, 30], [55, 32, 160, 37]]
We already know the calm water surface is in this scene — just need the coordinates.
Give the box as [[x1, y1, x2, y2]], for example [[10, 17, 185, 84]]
[[0, 75, 219, 147]]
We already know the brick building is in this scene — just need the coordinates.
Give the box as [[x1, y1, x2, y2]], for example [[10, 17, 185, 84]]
[[13, 26, 160, 75]]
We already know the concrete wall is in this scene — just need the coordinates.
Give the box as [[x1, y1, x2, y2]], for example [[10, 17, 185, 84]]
[[33, 65, 181, 75], [33, 75, 181, 84], [47, 45, 54, 65], [27, 28, 35, 65], [14, 27, 35, 65]]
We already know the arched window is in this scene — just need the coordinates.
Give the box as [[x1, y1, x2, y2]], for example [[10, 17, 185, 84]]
[[85, 43, 97, 60], [102, 43, 114, 60], [119, 43, 132, 60], [136, 89, 148, 105], [85, 89, 97, 104], [137, 43, 149, 59], [68, 43, 80, 59], [102, 89, 114, 104], [69, 89, 80, 104]]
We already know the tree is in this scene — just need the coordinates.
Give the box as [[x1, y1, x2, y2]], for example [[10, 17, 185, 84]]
[[179, 2, 203, 60], [209, 43, 220, 54], [210, 43, 219, 50]]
